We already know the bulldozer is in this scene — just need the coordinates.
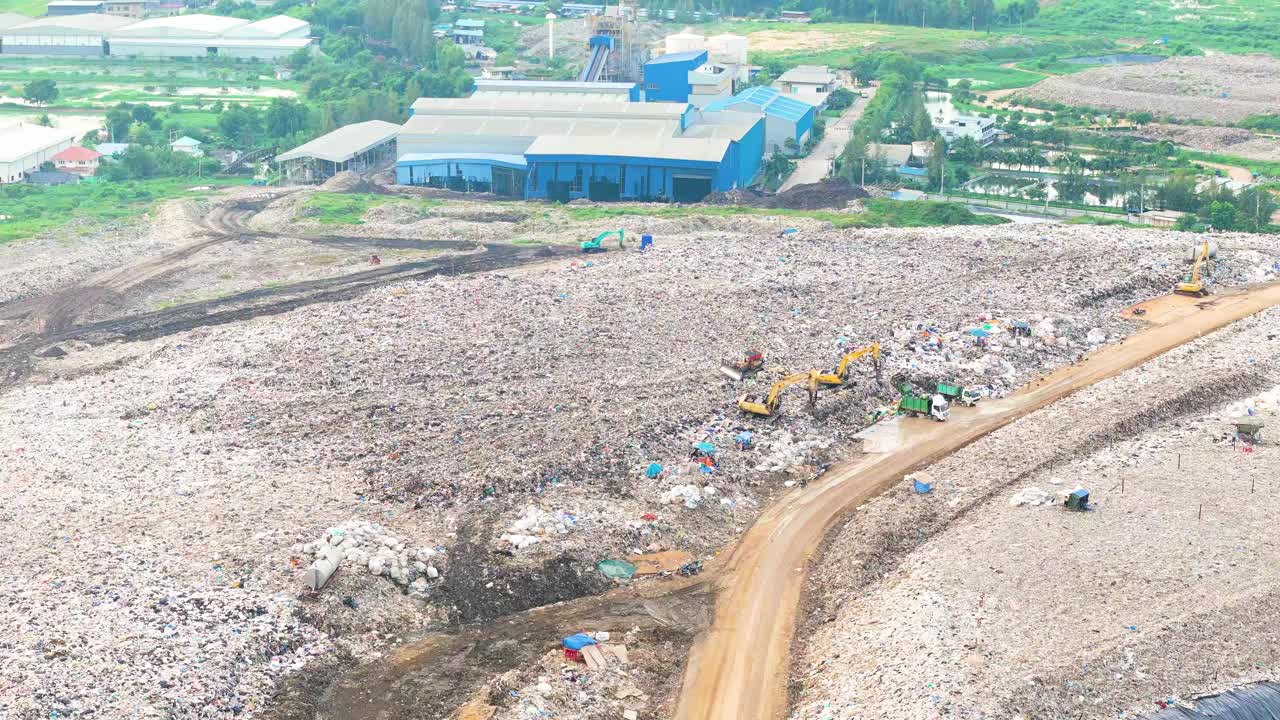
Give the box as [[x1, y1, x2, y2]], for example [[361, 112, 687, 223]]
[[720, 351, 765, 381], [1175, 238, 1212, 297], [814, 342, 881, 389], [581, 229, 625, 254], [738, 371, 818, 417]]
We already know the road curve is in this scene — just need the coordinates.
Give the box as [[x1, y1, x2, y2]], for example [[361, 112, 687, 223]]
[[672, 283, 1280, 720]]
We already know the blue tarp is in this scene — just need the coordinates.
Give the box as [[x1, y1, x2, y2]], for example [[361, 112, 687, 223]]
[[969, 328, 990, 338], [913, 479, 933, 494], [645, 463, 663, 478], [693, 442, 717, 455], [1147, 683, 1280, 719], [562, 633, 598, 650]]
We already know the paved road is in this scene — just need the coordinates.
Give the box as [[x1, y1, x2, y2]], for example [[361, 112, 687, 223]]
[[778, 81, 877, 192], [671, 283, 1280, 720]]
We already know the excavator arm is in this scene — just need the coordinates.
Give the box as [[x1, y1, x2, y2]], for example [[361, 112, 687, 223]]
[[1175, 238, 1211, 297], [816, 342, 881, 387], [739, 371, 817, 417]]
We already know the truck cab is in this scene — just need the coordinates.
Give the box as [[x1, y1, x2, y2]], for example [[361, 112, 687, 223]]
[[930, 394, 950, 421]]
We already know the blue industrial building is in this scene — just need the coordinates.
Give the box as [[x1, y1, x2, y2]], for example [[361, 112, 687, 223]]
[[642, 49, 708, 103], [704, 86, 816, 155], [394, 83, 766, 203]]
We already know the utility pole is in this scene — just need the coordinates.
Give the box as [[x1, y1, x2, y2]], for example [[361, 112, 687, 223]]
[[861, 157, 866, 187]]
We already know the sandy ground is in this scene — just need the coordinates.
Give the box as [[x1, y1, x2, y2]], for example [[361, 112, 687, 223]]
[[1018, 54, 1280, 123], [4, 186, 1280, 719], [791, 299, 1280, 719]]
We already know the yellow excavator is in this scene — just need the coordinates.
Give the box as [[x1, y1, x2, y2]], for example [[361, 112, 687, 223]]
[[738, 371, 818, 417], [1175, 238, 1211, 297], [814, 342, 881, 389]]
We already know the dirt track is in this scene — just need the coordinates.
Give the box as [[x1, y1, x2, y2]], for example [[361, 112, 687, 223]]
[[0, 195, 571, 389], [671, 283, 1280, 720]]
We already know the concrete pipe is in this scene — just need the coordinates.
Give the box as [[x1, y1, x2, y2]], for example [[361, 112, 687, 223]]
[[305, 547, 345, 591]]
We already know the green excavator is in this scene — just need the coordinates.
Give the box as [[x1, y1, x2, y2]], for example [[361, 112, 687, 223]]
[[581, 229, 625, 253]]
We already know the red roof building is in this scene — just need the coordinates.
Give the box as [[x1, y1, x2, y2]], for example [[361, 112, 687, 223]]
[[51, 146, 103, 175]]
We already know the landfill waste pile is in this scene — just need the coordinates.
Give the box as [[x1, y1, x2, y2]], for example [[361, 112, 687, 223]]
[[1132, 124, 1280, 164], [791, 307, 1280, 720], [4, 198, 1280, 718], [297, 520, 443, 592], [487, 629, 684, 720], [1018, 54, 1280, 123], [1017, 54, 1280, 123]]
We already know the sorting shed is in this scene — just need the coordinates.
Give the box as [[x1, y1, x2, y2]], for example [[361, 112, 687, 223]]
[[276, 120, 400, 183]]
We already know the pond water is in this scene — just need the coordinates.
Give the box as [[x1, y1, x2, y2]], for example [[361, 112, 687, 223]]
[[1064, 53, 1165, 65], [964, 173, 1145, 208]]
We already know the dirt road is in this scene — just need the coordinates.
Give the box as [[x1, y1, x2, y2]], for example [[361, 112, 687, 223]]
[[672, 283, 1280, 720], [779, 81, 875, 192]]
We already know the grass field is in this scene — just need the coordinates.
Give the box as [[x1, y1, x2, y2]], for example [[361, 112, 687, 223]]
[[298, 193, 445, 225], [1027, 0, 1280, 56], [0, 178, 246, 244], [0, 0, 45, 15]]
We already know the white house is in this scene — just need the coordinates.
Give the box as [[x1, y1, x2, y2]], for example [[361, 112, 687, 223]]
[[773, 65, 838, 108], [170, 135, 203, 155], [0, 123, 77, 184], [934, 114, 997, 146]]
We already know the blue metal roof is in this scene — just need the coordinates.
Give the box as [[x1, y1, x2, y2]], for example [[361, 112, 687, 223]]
[[646, 49, 707, 65], [706, 85, 813, 122], [398, 153, 527, 169]]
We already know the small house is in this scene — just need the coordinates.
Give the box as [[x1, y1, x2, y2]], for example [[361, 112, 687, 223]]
[[50, 145, 102, 175], [170, 136, 203, 156]]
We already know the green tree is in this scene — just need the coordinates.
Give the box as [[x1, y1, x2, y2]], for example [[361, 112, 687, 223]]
[[1206, 200, 1238, 230], [22, 79, 59, 105], [131, 104, 157, 125], [37, 114, 53, 127], [264, 97, 310, 139]]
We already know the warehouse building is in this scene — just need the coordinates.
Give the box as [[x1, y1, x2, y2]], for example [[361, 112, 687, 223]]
[[106, 14, 311, 58], [0, 122, 77, 184], [0, 12, 308, 57], [395, 85, 764, 202], [1, 13, 133, 56], [704, 85, 815, 155], [276, 120, 399, 183]]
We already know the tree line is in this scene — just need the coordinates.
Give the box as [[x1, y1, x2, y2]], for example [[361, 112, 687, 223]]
[[657, 0, 1040, 29]]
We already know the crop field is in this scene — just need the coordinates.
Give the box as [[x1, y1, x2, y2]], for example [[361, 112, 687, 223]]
[[0, 0, 44, 14]]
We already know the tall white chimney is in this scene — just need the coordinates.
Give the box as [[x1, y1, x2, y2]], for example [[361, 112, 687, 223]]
[[546, 13, 556, 59]]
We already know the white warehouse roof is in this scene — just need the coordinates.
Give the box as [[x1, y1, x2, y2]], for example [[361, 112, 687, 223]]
[[0, 123, 77, 163], [0, 12, 33, 30], [277, 120, 400, 163], [224, 15, 309, 38], [410, 95, 688, 121], [110, 14, 251, 38], [401, 113, 679, 140], [6, 13, 134, 33]]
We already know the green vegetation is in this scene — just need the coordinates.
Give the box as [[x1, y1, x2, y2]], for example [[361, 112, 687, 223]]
[[299, 192, 397, 225], [562, 199, 1006, 229], [298, 193, 443, 225], [1025, 0, 1280, 56], [0, 179, 244, 244], [1241, 115, 1280, 134], [0, 0, 46, 15]]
